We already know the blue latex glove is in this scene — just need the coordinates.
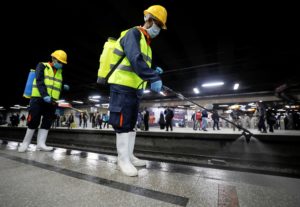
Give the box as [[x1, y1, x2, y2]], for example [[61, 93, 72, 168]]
[[150, 80, 162, 93], [155, 67, 163, 75], [43, 96, 51, 103], [63, 84, 70, 91]]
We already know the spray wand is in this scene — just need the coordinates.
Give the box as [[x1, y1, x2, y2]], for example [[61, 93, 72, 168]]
[[162, 85, 253, 143]]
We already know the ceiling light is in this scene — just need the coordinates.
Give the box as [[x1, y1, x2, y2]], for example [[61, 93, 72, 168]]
[[90, 95, 101, 99], [202, 82, 224, 87], [233, 83, 239, 90], [89, 98, 100, 102], [102, 103, 109, 108], [193, 88, 200, 94]]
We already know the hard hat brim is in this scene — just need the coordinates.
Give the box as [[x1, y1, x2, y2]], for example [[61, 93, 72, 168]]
[[144, 10, 167, 30]]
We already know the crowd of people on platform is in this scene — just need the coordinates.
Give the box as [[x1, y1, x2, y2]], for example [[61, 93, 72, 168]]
[[2, 103, 300, 133]]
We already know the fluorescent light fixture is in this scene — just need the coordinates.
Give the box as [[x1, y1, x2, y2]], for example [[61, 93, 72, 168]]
[[0, 106, 3, 109], [14, 105, 20, 107], [219, 105, 228, 107], [89, 98, 100, 102], [193, 87, 200, 94], [102, 103, 109, 108], [202, 82, 224, 87], [10, 107, 19, 109], [143, 90, 150, 94], [72, 100, 83, 104], [177, 105, 185, 108], [95, 104, 100, 107], [90, 95, 101, 99], [233, 83, 239, 90]]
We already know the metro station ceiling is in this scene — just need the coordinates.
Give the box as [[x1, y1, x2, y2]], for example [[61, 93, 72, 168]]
[[1, 1, 300, 108]]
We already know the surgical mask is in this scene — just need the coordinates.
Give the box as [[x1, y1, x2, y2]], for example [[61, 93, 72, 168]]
[[146, 22, 161, 39], [54, 62, 63, 69]]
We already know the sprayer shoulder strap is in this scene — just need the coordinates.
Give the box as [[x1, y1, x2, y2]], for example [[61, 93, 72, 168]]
[[105, 53, 125, 81]]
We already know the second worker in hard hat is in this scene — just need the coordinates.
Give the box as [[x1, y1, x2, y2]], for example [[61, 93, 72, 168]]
[[18, 50, 70, 152], [106, 5, 168, 176]]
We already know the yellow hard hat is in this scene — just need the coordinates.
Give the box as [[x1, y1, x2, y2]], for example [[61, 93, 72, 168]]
[[51, 50, 67, 64], [144, 5, 167, 30]]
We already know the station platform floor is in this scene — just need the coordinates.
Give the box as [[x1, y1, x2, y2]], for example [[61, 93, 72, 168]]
[[1, 140, 300, 207]]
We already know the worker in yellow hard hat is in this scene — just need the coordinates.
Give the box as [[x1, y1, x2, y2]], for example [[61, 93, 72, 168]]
[[18, 49, 70, 153], [105, 5, 168, 177]]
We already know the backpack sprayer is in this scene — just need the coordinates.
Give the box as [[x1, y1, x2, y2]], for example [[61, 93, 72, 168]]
[[162, 85, 253, 143]]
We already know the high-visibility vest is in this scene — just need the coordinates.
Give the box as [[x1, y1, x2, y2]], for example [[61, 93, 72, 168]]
[[31, 62, 63, 100], [108, 27, 152, 89]]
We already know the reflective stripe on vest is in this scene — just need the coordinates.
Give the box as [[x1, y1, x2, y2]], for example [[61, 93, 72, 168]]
[[108, 28, 152, 89], [31, 62, 63, 100]]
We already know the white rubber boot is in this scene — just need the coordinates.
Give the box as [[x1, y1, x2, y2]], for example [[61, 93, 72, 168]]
[[116, 133, 138, 176], [128, 131, 146, 167], [36, 129, 53, 151], [18, 128, 35, 152]]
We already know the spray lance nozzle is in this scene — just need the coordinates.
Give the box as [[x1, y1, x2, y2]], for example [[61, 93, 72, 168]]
[[242, 130, 253, 143]]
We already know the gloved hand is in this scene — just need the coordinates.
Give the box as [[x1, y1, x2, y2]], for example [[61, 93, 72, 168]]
[[155, 67, 163, 75], [63, 84, 70, 91], [150, 80, 162, 93], [43, 96, 51, 103]]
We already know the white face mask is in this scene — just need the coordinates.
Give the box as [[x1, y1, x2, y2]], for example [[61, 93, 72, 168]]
[[146, 22, 161, 39]]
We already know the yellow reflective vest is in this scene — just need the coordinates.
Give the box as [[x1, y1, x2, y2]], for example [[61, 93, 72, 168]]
[[31, 63, 63, 100], [108, 28, 152, 89]]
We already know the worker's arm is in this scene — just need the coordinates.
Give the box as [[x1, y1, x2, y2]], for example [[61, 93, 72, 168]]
[[120, 28, 160, 83]]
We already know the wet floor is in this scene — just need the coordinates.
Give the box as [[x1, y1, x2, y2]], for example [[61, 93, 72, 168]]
[[1, 141, 300, 207]]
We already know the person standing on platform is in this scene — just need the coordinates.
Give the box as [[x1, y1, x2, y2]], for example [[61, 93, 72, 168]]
[[107, 5, 167, 176], [79, 112, 83, 127], [164, 107, 174, 131], [212, 109, 220, 130], [83, 112, 88, 128], [201, 109, 208, 131], [159, 111, 166, 129], [256, 102, 267, 133], [18, 50, 69, 152], [230, 108, 241, 131], [143, 107, 149, 131]]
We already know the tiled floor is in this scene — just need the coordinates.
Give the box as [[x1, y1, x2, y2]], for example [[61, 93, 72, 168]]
[[1, 141, 300, 207]]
